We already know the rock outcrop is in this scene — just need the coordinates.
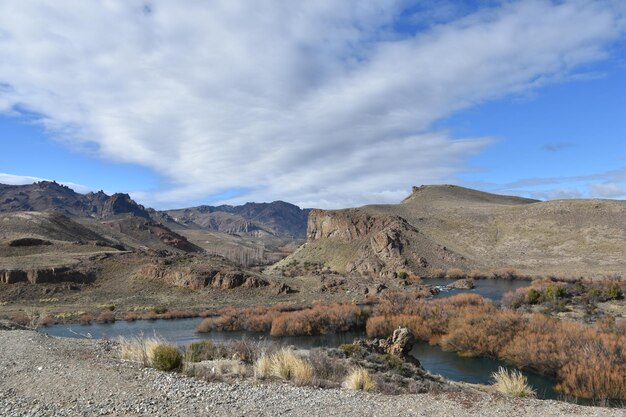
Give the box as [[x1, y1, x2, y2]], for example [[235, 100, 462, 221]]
[[0, 267, 96, 284], [296, 208, 466, 277], [141, 262, 269, 290]]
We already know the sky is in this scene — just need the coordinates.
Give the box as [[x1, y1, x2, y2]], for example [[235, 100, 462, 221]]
[[0, 0, 625, 209]]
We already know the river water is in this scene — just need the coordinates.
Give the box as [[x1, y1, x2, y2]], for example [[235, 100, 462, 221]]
[[40, 278, 570, 400], [42, 316, 559, 400]]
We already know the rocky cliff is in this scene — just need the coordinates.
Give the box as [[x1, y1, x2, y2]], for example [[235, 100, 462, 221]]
[[288, 208, 466, 277]]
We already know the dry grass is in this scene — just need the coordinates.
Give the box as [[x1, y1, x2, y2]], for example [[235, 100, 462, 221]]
[[254, 355, 273, 380], [260, 348, 314, 385], [119, 336, 166, 367], [492, 367, 536, 397], [344, 367, 376, 392]]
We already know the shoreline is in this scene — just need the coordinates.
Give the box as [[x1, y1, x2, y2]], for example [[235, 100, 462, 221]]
[[1, 328, 622, 417]]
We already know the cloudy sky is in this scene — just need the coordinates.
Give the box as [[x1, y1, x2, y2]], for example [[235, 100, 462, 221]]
[[1, 0, 626, 209]]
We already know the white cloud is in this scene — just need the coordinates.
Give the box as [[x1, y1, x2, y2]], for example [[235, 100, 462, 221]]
[[589, 182, 626, 198], [0, 1, 625, 208], [0, 172, 90, 193]]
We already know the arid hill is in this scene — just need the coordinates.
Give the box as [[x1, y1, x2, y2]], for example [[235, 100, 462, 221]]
[[275, 185, 626, 278], [164, 201, 310, 238]]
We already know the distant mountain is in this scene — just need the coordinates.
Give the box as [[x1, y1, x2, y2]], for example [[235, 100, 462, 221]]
[[165, 201, 310, 239], [0, 181, 201, 253], [0, 181, 151, 219], [275, 184, 626, 278]]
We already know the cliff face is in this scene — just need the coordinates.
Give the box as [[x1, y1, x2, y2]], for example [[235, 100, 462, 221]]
[[0, 266, 95, 284], [298, 209, 466, 277]]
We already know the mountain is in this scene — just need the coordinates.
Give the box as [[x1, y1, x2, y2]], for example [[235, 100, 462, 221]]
[[274, 185, 626, 278], [0, 181, 151, 219], [0, 181, 200, 254], [164, 201, 310, 239]]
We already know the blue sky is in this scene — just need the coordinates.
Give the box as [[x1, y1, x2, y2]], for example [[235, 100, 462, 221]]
[[1, 1, 626, 209]]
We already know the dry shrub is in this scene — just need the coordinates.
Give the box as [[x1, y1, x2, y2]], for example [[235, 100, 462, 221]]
[[161, 309, 197, 319], [468, 269, 487, 279], [309, 349, 349, 384], [446, 268, 465, 279], [490, 268, 527, 280], [78, 313, 93, 325], [11, 312, 31, 327], [38, 315, 56, 326], [441, 309, 525, 357], [431, 268, 447, 278], [376, 289, 432, 316], [492, 367, 536, 397], [270, 303, 362, 337], [556, 338, 626, 400], [366, 314, 432, 341], [119, 336, 165, 366], [268, 348, 314, 385], [367, 294, 626, 400], [185, 340, 219, 362], [151, 344, 183, 371], [344, 367, 376, 392], [96, 310, 115, 323], [367, 293, 491, 340], [254, 355, 273, 380], [501, 314, 626, 399], [124, 311, 139, 322], [196, 306, 277, 333]]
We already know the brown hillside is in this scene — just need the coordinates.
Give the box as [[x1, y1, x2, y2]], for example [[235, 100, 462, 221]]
[[275, 185, 626, 278]]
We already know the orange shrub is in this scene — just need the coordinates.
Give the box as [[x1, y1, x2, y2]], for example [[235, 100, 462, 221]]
[[270, 304, 362, 337], [441, 309, 525, 357], [446, 268, 465, 279]]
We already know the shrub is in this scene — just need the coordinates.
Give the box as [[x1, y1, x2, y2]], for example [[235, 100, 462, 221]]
[[339, 344, 362, 357], [185, 340, 218, 362], [525, 288, 541, 304], [151, 344, 183, 371], [309, 349, 349, 384], [602, 282, 623, 301], [542, 284, 566, 301], [344, 367, 376, 392], [397, 271, 409, 280], [270, 304, 362, 337], [491, 367, 536, 397], [96, 310, 115, 323], [78, 313, 93, 325], [446, 268, 465, 279]]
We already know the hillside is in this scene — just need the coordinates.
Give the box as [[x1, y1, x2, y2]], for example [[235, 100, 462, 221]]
[[165, 201, 310, 238], [275, 185, 626, 278]]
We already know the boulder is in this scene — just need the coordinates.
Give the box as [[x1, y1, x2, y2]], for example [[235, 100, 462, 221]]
[[447, 278, 475, 290]]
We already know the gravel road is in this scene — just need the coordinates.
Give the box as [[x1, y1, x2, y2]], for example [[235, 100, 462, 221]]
[[0, 329, 623, 417]]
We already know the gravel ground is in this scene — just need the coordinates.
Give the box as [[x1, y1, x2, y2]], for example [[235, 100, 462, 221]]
[[0, 329, 623, 417]]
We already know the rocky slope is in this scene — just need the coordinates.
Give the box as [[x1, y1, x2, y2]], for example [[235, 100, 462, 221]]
[[277, 185, 626, 278], [165, 201, 310, 238]]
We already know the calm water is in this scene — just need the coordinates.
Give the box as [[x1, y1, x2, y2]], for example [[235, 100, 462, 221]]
[[42, 316, 559, 400], [420, 277, 531, 300]]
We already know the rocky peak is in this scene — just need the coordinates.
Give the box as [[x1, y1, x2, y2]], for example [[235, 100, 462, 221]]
[[101, 193, 150, 219]]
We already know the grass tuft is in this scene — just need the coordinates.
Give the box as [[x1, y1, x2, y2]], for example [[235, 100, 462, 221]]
[[491, 367, 536, 397], [344, 367, 376, 392]]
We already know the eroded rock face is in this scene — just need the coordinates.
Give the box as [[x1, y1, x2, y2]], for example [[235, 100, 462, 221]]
[[0, 267, 95, 284], [141, 263, 269, 290]]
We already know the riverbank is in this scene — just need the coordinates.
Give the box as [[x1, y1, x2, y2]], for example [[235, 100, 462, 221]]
[[0, 329, 621, 417]]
